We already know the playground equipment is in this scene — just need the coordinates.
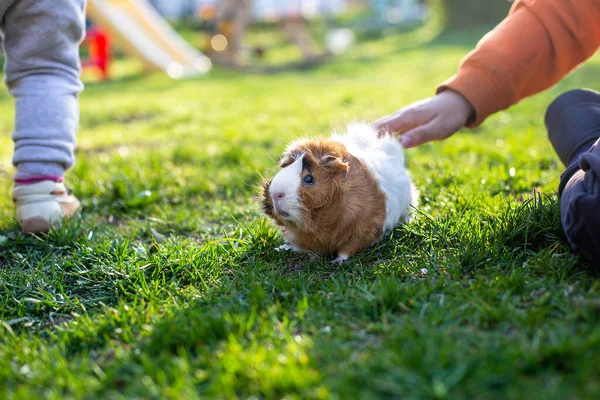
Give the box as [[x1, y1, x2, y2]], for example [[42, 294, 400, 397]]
[[81, 27, 111, 80], [87, 0, 211, 79], [206, 0, 345, 68]]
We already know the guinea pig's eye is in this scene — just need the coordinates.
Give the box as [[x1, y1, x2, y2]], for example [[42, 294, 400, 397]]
[[303, 174, 315, 185]]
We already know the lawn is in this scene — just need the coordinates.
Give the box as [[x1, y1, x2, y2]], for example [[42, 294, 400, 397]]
[[1, 25, 600, 399]]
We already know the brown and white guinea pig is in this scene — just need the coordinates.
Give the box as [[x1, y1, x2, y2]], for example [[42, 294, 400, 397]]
[[262, 123, 419, 263]]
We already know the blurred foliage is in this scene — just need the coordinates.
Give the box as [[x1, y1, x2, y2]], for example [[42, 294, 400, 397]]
[[432, 0, 513, 30]]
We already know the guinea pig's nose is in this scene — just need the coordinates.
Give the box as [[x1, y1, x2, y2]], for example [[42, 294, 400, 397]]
[[274, 192, 285, 200]]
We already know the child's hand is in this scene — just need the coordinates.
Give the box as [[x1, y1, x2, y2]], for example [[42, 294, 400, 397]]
[[373, 90, 474, 148]]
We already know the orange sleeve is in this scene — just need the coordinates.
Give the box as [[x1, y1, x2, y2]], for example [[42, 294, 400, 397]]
[[438, 0, 600, 127]]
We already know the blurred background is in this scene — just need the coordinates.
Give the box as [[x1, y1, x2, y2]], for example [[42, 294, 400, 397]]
[[2, 0, 531, 201], [81, 0, 513, 81]]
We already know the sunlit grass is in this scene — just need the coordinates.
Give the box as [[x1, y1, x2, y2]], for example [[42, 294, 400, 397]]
[[1, 25, 599, 399]]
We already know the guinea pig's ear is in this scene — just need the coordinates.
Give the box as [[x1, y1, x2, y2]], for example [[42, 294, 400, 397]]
[[280, 150, 305, 168], [319, 154, 348, 173], [279, 154, 295, 168]]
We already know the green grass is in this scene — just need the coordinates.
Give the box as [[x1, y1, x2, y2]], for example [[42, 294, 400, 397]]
[[1, 26, 600, 399]]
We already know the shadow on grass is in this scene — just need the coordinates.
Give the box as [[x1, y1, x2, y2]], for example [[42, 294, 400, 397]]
[[0, 216, 230, 332]]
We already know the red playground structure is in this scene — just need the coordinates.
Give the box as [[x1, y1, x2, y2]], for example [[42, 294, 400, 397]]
[[81, 27, 111, 80]]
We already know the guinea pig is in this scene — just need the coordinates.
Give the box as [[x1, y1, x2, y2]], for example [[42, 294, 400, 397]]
[[262, 123, 418, 263]]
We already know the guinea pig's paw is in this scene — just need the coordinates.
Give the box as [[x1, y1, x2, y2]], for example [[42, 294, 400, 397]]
[[275, 243, 296, 252], [331, 253, 349, 264]]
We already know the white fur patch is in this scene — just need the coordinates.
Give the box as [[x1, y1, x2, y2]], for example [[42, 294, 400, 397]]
[[269, 155, 304, 225], [331, 123, 418, 234]]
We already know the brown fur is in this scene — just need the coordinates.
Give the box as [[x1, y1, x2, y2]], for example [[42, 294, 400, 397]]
[[262, 138, 387, 258]]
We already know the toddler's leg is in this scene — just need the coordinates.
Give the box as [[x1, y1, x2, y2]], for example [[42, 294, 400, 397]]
[[545, 89, 600, 265], [3, 0, 86, 233], [3, 0, 85, 180]]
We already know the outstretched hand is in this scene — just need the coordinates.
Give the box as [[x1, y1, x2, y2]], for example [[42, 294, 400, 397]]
[[373, 90, 474, 148]]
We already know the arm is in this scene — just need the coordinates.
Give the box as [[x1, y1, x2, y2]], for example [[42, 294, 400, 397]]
[[443, 0, 600, 127], [375, 0, 600, 147]]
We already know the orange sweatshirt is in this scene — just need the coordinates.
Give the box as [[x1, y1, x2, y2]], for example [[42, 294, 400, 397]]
[[438, 0, 600, 127]]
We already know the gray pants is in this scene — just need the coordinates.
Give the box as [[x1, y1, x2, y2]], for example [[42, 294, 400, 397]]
[[1, 0, 85, 180], [546, 89, 600, 266]]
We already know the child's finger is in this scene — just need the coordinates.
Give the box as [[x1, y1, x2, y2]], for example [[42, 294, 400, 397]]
[[373, 109, 426, 136], [399, 120, 438, 148]]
